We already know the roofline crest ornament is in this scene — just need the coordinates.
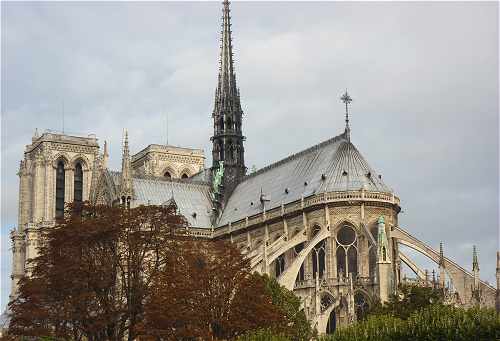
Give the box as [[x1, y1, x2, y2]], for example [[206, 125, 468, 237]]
[[340, 90, 352, 141]]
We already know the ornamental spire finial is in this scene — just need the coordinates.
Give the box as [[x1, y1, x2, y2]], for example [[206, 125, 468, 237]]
[[340, 90, 352, 141], [472, 245, 479, 272], [439, 241, 445, 267]]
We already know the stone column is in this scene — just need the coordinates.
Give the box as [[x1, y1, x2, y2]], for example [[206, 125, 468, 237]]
[[84, 168, 91, 201], [10, 230, 26, 300], [24, 224, 39, 276], [65, 166, 74, 205], [17, 161, 31, 231], [43, 160, 51, 221], [331, 238, 338, 279]]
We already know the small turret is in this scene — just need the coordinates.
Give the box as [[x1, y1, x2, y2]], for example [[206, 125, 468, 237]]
[[376, 216, 392, 303], [471, 245, 481, 305], [119, 129, 134, 208], [103, 140, 109, 169], [439, 242, 446, 289]]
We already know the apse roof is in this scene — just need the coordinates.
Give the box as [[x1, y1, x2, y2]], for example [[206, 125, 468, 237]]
[[218, 132, 392, 226]]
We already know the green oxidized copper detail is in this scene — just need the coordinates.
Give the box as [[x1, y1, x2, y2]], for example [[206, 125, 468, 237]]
[[378, 216, 385, 224], [212, 161, 225, 195]]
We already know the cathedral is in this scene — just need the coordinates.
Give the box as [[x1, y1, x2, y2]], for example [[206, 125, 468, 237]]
[[8, 0, 499, 334]]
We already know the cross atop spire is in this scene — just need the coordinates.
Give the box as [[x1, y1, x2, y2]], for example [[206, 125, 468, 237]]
[[340, 90, 352, 141]]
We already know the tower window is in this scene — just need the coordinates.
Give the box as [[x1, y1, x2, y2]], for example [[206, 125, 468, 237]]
[[181, 173, 188, 179], [164, 172, 172, 178], [74, 162, 83, 204], [55, 161, 65, 218]]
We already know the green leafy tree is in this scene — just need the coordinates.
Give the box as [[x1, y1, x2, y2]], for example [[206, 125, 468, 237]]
[[368, 284, 444, 319], [320, 305, 500, 341], [261, 275, 315, 341]]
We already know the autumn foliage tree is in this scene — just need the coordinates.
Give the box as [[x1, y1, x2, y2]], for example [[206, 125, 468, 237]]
[[8, 202, 187, 341], [8, 203, 297, 340], [139, 239, 288, 340]]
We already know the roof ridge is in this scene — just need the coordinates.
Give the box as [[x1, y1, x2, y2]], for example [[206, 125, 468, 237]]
[[110, 170, 211, 187], [242, 132, 347, 181]]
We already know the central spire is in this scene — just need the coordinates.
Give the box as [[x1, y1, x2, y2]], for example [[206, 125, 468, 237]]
[[210, 0, 246, 206]]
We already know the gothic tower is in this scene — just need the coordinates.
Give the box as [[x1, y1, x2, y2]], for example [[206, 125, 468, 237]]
[[210, 0, 246, 204]]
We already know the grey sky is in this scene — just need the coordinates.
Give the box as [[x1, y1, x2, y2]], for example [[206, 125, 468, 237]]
[[1, 1, 498, 310]]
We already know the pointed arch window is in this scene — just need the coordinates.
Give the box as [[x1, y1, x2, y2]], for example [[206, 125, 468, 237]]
[[354, 292, 370, 320], [312, 242, 326, 279], [164, 171, 172, 179], [326, 310, 336, 334], [181, 173, 188, 179], [219, 141, 224, 161], [74, 162, 83, 203], [55, 161, 65, 218], [275, 254, 285, 277], [294, 243, 305, 282], [336, 224, 358, 278]]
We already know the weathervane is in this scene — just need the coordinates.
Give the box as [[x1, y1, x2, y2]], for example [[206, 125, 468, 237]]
[[340, 90, 352, 141]]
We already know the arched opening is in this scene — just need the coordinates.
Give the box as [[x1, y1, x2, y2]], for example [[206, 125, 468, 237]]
[[369, 247, 377, 279], [354, 292, 370, 320], [275, 254, 285, 277], [326, 310, 336, 334], [74, 162, 83, 204], [336, 247, 346, 278], [227, 142, 234, 161], [219, 117, 224, 131], [219, 141, 224, 161], [294, 243, 305, 282], [55, 161, 65, 218], [312, 239, 326, 279], [181, 173, 188, 179], [348, 246, 358, 276], [164, 171, 172, 179]]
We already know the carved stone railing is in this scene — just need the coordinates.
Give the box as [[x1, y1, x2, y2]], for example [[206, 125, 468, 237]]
[[214, 190, 400, 237]]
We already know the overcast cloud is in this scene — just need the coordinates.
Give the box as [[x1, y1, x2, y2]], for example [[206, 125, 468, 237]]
[[1, 1, 498, 310]]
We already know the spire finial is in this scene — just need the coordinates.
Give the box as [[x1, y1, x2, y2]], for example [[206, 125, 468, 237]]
[[120, 128, 133, 204], [472, 245, 479, 271], [340, 90, 352, 141], [439, 241, 445, 266]]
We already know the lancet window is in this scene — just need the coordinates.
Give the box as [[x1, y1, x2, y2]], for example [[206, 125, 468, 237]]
[[74, 162, 83, 203], [55, 161, 65, 218], [312, 226, 326, 279]]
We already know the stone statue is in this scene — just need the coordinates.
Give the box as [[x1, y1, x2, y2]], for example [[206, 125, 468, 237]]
[[212, 161, 224, 194]]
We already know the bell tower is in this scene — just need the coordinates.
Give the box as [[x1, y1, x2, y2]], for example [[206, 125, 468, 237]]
[[210, 0, 246, 204]]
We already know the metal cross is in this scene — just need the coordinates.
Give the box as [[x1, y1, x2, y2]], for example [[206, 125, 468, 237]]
[[340, 90, 352, 131]]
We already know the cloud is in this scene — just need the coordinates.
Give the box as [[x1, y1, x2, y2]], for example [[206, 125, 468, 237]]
[[1, 1, 498, 310]]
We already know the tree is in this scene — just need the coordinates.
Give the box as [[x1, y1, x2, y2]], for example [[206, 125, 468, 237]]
[[321, 305, 500, 341], [139, 240, 288, 340], [262, 275, 314, 341], [8, 202, 187, 341], [368, 284, 444, 320]]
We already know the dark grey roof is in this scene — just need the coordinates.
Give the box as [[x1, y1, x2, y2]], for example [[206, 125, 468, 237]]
[[190, 168, 211, 182], [132, 177, 213, 228], [218, 133, 392, 226]]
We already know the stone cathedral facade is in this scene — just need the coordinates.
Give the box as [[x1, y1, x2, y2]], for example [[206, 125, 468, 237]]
[[8, 0, 499, 334]]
